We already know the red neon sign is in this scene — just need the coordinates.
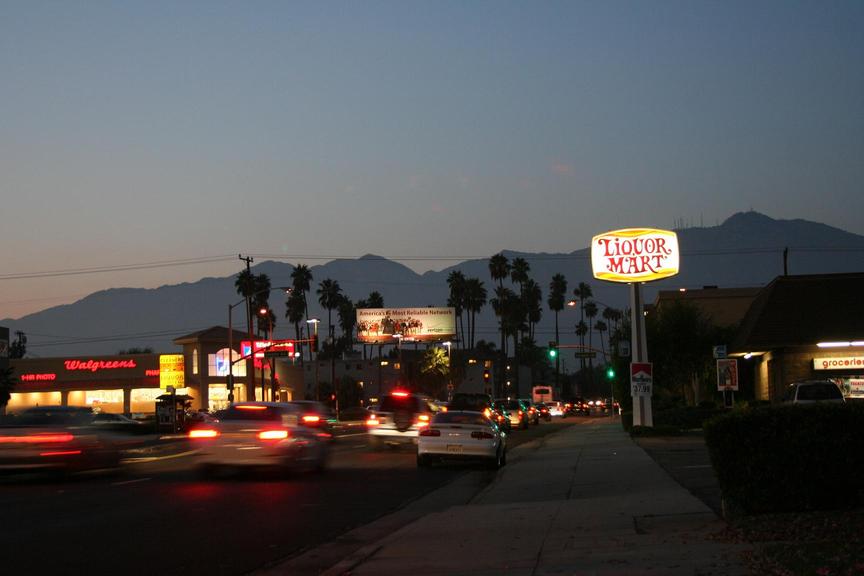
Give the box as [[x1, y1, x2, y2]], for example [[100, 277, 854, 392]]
[[20, 373, 57, 382], [240, 340, 296, 368], [64, 359, 137, 372]]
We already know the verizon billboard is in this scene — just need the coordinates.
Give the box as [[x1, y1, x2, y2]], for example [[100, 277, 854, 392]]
[[356, 308, 456, 343], [591, 228, 680, 283]]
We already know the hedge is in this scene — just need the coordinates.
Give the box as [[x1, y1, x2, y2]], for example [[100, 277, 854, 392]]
[[622, 404, 722, 434], [704, 402, 864, 514]]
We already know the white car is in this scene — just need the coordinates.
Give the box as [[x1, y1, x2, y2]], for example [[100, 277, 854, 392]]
[[188, 402, 328, 476], [417, 410, 506, 469], [781, 381, 845, 404], [366, 391, 438, 448]]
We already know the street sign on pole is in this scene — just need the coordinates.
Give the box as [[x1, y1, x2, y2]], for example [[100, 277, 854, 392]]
[[713, 345, 727, 359], [573, 351, 596, 359], [264, 350, 291, 358], [630, 362, 653, 397]]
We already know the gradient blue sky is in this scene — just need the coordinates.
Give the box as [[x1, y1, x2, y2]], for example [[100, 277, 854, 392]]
[[2, 0, 863, 319]]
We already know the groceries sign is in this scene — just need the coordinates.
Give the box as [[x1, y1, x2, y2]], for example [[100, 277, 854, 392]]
[[591, 228, 680, 283]]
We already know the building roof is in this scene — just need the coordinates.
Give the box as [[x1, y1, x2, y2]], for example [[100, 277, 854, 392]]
[[653, 286, 761, 328], [731, 273, 864, 351], [173, 326, 252, 345]]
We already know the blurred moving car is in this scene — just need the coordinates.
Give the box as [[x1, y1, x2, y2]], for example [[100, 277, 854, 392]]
[[366, 390, 439, 448], [782, 380, 845, 404], [92, 412, 149, 433], [287, 400, 336, 438], [536, 402, 552, 421], [562, 398, 590, 417], [547, 402, 564, 417], [188, 402, 328, 476], [449, 393, 511, 432], [417, 410, 506, 469], [0, 406, 122, 475], [494, 399, 530, 430]]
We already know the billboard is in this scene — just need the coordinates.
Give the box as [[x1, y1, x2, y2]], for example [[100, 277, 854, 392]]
[[356, 308, 456, 343], [591, 228, 680, 283]]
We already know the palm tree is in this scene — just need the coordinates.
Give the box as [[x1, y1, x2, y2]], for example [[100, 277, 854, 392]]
[[490, 285, 516, 395], [286, 290, 306, 363], [447, 270, 467, 349], [235, 268, 257, 337], [524, 279, 542, 341], [291, 264, 313, 359], [252, 274, 274, 336], [337, 295, 356, 355], [488, 253, 510, 289], [464, 278, 487, 349], [366, 291, 384, 309], [548, 273, 567, 397], [317, 278, 343, 344], [573, 282, 593, 375], [594, 320, 608, 362], [510, 257, 530, 294], [419, 346, 450, 399]]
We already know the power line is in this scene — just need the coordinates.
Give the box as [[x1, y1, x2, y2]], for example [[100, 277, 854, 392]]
[[0, 255, 238, 281]]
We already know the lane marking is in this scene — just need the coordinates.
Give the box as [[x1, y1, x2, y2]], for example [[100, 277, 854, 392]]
[[111, 477, 152, 486], [122, 449, 199, 464]]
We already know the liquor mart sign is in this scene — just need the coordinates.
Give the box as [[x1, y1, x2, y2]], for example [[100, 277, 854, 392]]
[[591, 228, 680, 283]]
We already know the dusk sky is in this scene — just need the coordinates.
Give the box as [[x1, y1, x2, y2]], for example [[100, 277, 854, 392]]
[[2, 1, 863, 320]]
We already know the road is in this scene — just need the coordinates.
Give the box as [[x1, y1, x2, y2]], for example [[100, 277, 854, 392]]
[[0, 419, 580, 575]]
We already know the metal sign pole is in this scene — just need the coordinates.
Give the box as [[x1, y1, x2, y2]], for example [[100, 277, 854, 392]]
[[630, 283, 653, 427]]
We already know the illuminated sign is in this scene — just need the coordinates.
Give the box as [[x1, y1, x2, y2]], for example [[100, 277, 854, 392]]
[[20, 373, 57, 382], [241, 340, 296, 368], [159, 354, 185, 389], [356, 308, 456, 343], [591, 228, 680, 283], [813, 356, 864, 370], [64, 359, 138, 372]]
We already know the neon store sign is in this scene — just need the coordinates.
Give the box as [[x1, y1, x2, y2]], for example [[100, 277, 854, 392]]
[[64, 359, 138, 372]]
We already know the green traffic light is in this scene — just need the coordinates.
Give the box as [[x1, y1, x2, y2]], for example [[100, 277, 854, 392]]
[[548, 349, 557, 358], [606, 366, 615, 379]]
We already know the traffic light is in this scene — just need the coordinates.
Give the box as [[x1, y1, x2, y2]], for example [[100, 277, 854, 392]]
[[483, 369, 490, 382], [548, 341, 558, 359], [606, 365, 616, 380]]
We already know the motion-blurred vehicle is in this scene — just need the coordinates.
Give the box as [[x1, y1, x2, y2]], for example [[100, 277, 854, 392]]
[[547, 401, 564, 417], [782, 380, 845, 404], [562, 398, 590, 417], [188, 402, 328, 476], [536, 403, 552, 421], [494, 399, 530, 430], [366, 390, 439, 448], [417, 410, 506, 469], [449, 393, 511, 432], [92, 412, 148, 433], [287, 400, 336, 438], [519, 399, 541, 425], [0, 406, 122, 475]]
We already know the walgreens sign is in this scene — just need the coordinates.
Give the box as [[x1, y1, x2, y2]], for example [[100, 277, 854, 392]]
[[591, 228, 680, 283]]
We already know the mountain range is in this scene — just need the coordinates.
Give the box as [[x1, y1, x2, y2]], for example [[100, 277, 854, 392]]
[[4, 211, 864, 359]]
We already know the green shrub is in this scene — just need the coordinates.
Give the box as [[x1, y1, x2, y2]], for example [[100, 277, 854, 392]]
[[704, 403, 864, 514], [655, 405, 722, 430]]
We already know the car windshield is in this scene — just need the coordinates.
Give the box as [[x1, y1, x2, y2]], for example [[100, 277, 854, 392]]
[[797, 383, 843, 401]]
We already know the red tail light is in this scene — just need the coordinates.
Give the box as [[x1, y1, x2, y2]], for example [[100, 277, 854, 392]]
[[236, 405, 267, 411], [302, 415, 321, 423], [0, 433, 75, 444], [188, 429, 219, 439], [40, 450, 82, 457], [391, 390, 409, 398], [419, 428, 440, 437], [258, 429, 290, 440], [471, 431, 495, 439]]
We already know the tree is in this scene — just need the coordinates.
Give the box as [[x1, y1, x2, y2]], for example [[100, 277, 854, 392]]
[[366, 291, 384, 309], [573, 282, 594, 387], [118, 347, 154, 355], [447, 270, 467, 349], [489, 253, 510, 289], [419, 346, 450, 399], [317, 278, 343, 343], [337, 295, 356, 355], [594, 320, 608, 362], [489, 254, 511, 395], [0, 367, 17, 409], [9, 331, 27, 359], [547, 274, 567, 395], [252, 274, 274, 336], [464, 278, 487, 349], [291, 264, 314, 359], [234, 268, 257, 338], [286, 289, 306, 363], [524, 279, 542, 341]]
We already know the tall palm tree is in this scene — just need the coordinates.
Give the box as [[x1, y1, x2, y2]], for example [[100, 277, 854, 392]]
[[584, 301, 599, 385], [488, 253, 510, 289], [447, 270, 467, 349], [366, 291, 384, 309], [548, 273, 567, 396], [464, 278, 487, 349], [510, 257, 530, 295], [286, 290, 306, 363], [291, 264, 314, 359], [317, 278, 343, 343], [490, 285, 515, 395], [573, 282, 593, 375], [594, 320, 608, 362], [235, 268, 257, 337], [252, 274, 274, 336], [337, 295, 356, 355]]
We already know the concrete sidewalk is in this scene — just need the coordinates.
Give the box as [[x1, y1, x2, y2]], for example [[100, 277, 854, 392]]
[[271, 420, 751, 576]]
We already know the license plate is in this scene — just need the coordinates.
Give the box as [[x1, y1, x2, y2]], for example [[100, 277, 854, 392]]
[[446, 444, 462, 453]]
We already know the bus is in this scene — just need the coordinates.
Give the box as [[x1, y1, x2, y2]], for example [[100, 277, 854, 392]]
[[532, 385, 553, 404]]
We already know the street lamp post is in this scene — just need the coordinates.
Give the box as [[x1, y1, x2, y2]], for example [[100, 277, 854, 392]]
[[443, 341, 453, 401]]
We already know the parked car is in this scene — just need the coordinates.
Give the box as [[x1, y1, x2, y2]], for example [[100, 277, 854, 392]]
[[0, 406, 122, 475], [449, 393, 511, 432], [782, 380, 845, 404], [187, 402, 328, 476], [494, 399, 530, 430], [417, 410, 506, 469], [366, 390, 439, 448]]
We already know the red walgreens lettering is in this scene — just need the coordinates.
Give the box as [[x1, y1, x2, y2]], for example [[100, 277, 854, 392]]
[[64, 359, 137, 372]]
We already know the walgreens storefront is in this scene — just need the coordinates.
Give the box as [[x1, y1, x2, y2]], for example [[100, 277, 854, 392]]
[[8, 354, 167, 414]]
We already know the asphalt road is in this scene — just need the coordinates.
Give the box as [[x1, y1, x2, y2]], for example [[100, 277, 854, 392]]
[[0, 419, 578, 576]]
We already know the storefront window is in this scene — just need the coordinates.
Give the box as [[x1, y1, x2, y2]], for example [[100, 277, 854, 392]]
[[85, 389, 124, 413], [209, 348, 246, 377], [6, 391, 62, 413], [131, 388, 163, 413], [192, 349, 199, 375]]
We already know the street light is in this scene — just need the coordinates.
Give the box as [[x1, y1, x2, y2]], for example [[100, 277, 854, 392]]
[[442, 341, 453, 401]]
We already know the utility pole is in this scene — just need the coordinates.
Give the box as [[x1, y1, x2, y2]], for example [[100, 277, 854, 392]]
[[239, 254, 255, 400]]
